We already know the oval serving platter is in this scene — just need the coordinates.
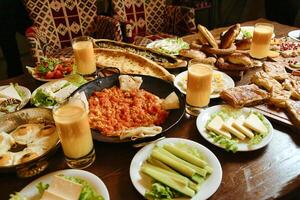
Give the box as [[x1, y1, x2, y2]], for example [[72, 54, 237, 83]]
[[72, 74, 185, 143]]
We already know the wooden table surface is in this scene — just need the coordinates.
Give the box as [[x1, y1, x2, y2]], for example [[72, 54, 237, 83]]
[[1, 19, 300, 200]]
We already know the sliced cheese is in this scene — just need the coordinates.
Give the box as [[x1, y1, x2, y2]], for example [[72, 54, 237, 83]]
[[54, 84, 78, 103], [244, 113, 268, 134], [47, 175, 82, 200], [232, 115, 254, 138], [207, 115, 231, 139], [222, 117, 246, 140], [40, 190, 66, 200], [0, 85, 22, 101], [161, 92, 180, 110]]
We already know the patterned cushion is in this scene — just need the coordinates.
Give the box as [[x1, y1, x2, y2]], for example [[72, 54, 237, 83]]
[[24, 0, 97, 55], [112, 0, 167, 37], [166, 5, 196, 36]]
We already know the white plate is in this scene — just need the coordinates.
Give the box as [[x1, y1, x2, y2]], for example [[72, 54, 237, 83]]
[[130, 138, 222, 200], [222, 26, 275, 40], [174, 70, 235, 98], [196, 105, 274, 152], [0, 85, 31, 112], [20, 169, 110, 200], [31, 79, 79, 109], [146, 38, 189, 56], [288, 30, 300, 42]]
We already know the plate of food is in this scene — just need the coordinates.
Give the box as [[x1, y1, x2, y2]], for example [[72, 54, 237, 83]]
[[73, 74, 185, 143], [0, 108, 59, 177], [174, 70, 235, 98], [26, 57, 75, 82], [130, 137, 222, 200], [10, 169, 109, 200], [146, 38, 190, 56], [196, 105, 273, 152], [31, 75, 87, 108], [0, 83, 31, 115]]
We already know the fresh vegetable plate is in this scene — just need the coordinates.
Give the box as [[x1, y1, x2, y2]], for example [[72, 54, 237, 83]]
[[174, 70, 235, 98], [26, 57, 74, 82], [130, 138, 222, 200], [146, 38, 189, 56], [31, 75, 86, 108], [196, 105, 273, 152], [19, 169, 110, 200], [0, 84, 31, 115]]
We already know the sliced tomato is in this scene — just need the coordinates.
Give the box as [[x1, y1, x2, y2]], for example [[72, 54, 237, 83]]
[[54, 70, 63, 78], [44, 71, 55, 79], [64, 66, 72, 74]]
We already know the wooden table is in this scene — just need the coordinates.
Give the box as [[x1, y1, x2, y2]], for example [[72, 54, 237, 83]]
[[1, 19, 300, 200]]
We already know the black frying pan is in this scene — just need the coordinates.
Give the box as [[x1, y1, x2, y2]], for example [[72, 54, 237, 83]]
[[72, 74, 185, 143]]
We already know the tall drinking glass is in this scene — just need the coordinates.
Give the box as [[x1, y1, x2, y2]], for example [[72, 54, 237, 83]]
[[186, 63, 213, 116], [250, 23, 274, 59], [53, 99, 95, 169], [72, 36, 96, 76]]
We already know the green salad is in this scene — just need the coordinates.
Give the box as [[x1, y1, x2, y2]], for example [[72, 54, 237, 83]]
[[205, 108, 270, 153], [9, 175, 104, 200], [148, 38, 189, 55]]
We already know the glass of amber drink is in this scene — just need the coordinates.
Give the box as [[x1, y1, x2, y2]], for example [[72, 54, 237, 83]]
[[250, 23, 274, 59], [53, 99, 95, 169], [72, 36, 96, 76], [186, 63, 213, 116]]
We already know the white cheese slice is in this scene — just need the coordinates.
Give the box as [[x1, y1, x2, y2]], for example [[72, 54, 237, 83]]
[[0, 85, 22, 101], [54, 84, 78, 103], [40, 190, 66, 200], [161, 92, 180, 110], [207, 115, 232, 139], [49, 80, 69, 93], [244, 113, 268, 134], [222, 117, 246, 140], [46, 175, 82, 200], [232, 115, 254, 138]]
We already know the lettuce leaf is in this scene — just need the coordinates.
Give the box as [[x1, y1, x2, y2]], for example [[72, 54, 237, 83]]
[[8, 193, 27, 200], [31, 89, 56, 107], [145, 182, 181, 200]]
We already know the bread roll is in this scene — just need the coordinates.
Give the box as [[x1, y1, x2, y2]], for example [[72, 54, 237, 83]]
[[220, 24, 241, 49], [236, 38, 252, 50]]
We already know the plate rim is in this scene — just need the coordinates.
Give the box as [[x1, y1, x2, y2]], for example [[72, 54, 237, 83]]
[[19, 169, 110, 200], [26, 66, 70, 82], [196, 104, 274, 152], [129, 137, 223, 200], [174, 70, 235, 98], [288, 30, 300, 41]]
